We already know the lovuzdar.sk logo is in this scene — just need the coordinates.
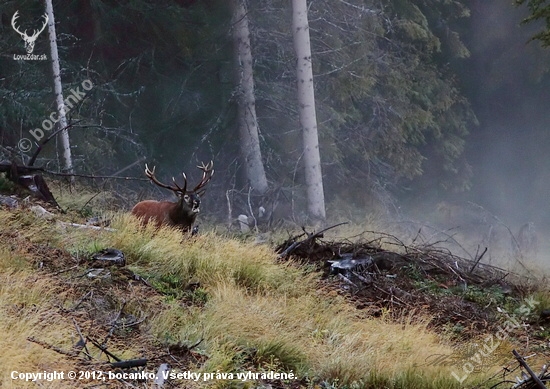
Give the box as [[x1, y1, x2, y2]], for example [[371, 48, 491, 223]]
[[11, 10, 48, 60]]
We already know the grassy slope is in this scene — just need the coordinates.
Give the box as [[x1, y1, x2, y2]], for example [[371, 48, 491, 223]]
[[0, 207, 494, 388]]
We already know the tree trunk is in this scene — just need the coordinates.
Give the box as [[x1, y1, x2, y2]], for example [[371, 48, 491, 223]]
[[231, 0, 268, 194], [45, 0, 73, 176], [291, 0, 326, 221]]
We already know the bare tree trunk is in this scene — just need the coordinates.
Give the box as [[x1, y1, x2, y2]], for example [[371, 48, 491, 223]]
[[45, 0, 73, 176], [291, 0, 326, 221], [231, 0, 268, 194]]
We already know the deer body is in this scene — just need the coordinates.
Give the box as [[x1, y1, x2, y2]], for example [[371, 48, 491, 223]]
[[132, 162, 213, 232], [131, 199, 196, 230]]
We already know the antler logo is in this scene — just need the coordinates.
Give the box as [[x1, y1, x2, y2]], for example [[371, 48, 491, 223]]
[[11, 11, 49, 54]]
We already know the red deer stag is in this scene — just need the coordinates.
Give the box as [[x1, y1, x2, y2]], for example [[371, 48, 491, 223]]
[[132, 161, 214, 232]]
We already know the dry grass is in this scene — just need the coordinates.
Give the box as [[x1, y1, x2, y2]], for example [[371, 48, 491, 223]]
[[192, 284, 452, 379], [0, 207, 511, 388], [0, 270, 75, 388], [52, 181, 123, 215]]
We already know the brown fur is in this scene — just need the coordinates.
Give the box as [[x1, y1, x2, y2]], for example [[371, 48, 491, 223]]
[[131, 196, 199, 232], [132, 161, 213, 232]]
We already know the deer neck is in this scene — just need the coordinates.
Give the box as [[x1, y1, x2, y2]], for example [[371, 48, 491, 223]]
[[168, 196, 197, 227]]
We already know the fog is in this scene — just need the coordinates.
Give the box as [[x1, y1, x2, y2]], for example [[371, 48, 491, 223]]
[[396, 0, 550, 265], [463, 0, 550, 230]]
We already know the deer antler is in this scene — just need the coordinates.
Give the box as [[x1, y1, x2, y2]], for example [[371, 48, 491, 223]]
[[144, 162, 213, 195], [171, 173, 187, 193], [145, 164, 186, 193], [194, 161, 214, 195]]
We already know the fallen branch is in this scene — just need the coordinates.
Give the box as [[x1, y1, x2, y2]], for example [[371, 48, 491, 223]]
[[512, 349, 547, 389], [72, 318, 91, 360], [110, 358, 148, 369], [70, 290, 93, 311], [57, 221, 116, 232], [468, 246, 488, 274], [277, 222, 348, 259], [28, 336, 77, 357], [0, 163, 148, 181], [86, 336, 121, 362]]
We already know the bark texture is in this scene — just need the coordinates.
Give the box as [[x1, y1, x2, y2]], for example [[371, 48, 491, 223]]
[[45, 0, 73, 175], [292, 0, 326, 221], [232, 0, 268, 194]]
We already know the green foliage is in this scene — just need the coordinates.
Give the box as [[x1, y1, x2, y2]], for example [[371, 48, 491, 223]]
[[317, 368, 474, 389], [252, 0, 476, 206], [525, 290, 550, 318], [0, 175, 16, 193], [148, 272, 186, 298], [2, 0, 477, 215], [3, 205, 530, 388], [462, 285, 504, 306], [1, 0, 229, 175], [252, 339, 305, 372], [516, 0, 550, 46]]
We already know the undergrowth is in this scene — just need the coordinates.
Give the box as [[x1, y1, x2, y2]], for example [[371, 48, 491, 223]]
[[0, 207, 516, 388]]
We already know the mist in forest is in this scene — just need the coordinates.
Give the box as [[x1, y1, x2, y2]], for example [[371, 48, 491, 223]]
[[1, 0, 548, 254], [397, 0, 550, 264], [466, 1, 550, 228]]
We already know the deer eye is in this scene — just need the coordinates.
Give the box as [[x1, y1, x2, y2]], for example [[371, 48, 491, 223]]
[[183, 194, 190, 203]]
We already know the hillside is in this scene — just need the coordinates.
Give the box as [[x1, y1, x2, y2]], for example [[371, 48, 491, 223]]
[[0, 198, 549, 389]]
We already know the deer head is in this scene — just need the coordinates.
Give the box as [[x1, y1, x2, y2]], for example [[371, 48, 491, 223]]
[[11, 11, 49, 54], [131, 161, 214, 232]]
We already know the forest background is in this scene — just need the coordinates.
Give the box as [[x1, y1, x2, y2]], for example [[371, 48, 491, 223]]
[[1, 0, 550, 231]]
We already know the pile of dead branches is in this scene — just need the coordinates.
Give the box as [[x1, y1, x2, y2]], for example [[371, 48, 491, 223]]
[[276, 224, 533, 338]]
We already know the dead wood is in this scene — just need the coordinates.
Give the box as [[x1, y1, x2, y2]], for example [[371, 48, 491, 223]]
[[110, 358, 148, 369], [513, 350, 547, 389], [27, 336, 79, 358], [276, 222, 349, 259], [86, 336, 122, 362], [276, 226, 527, 338], [1, 161, 60, 207]]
